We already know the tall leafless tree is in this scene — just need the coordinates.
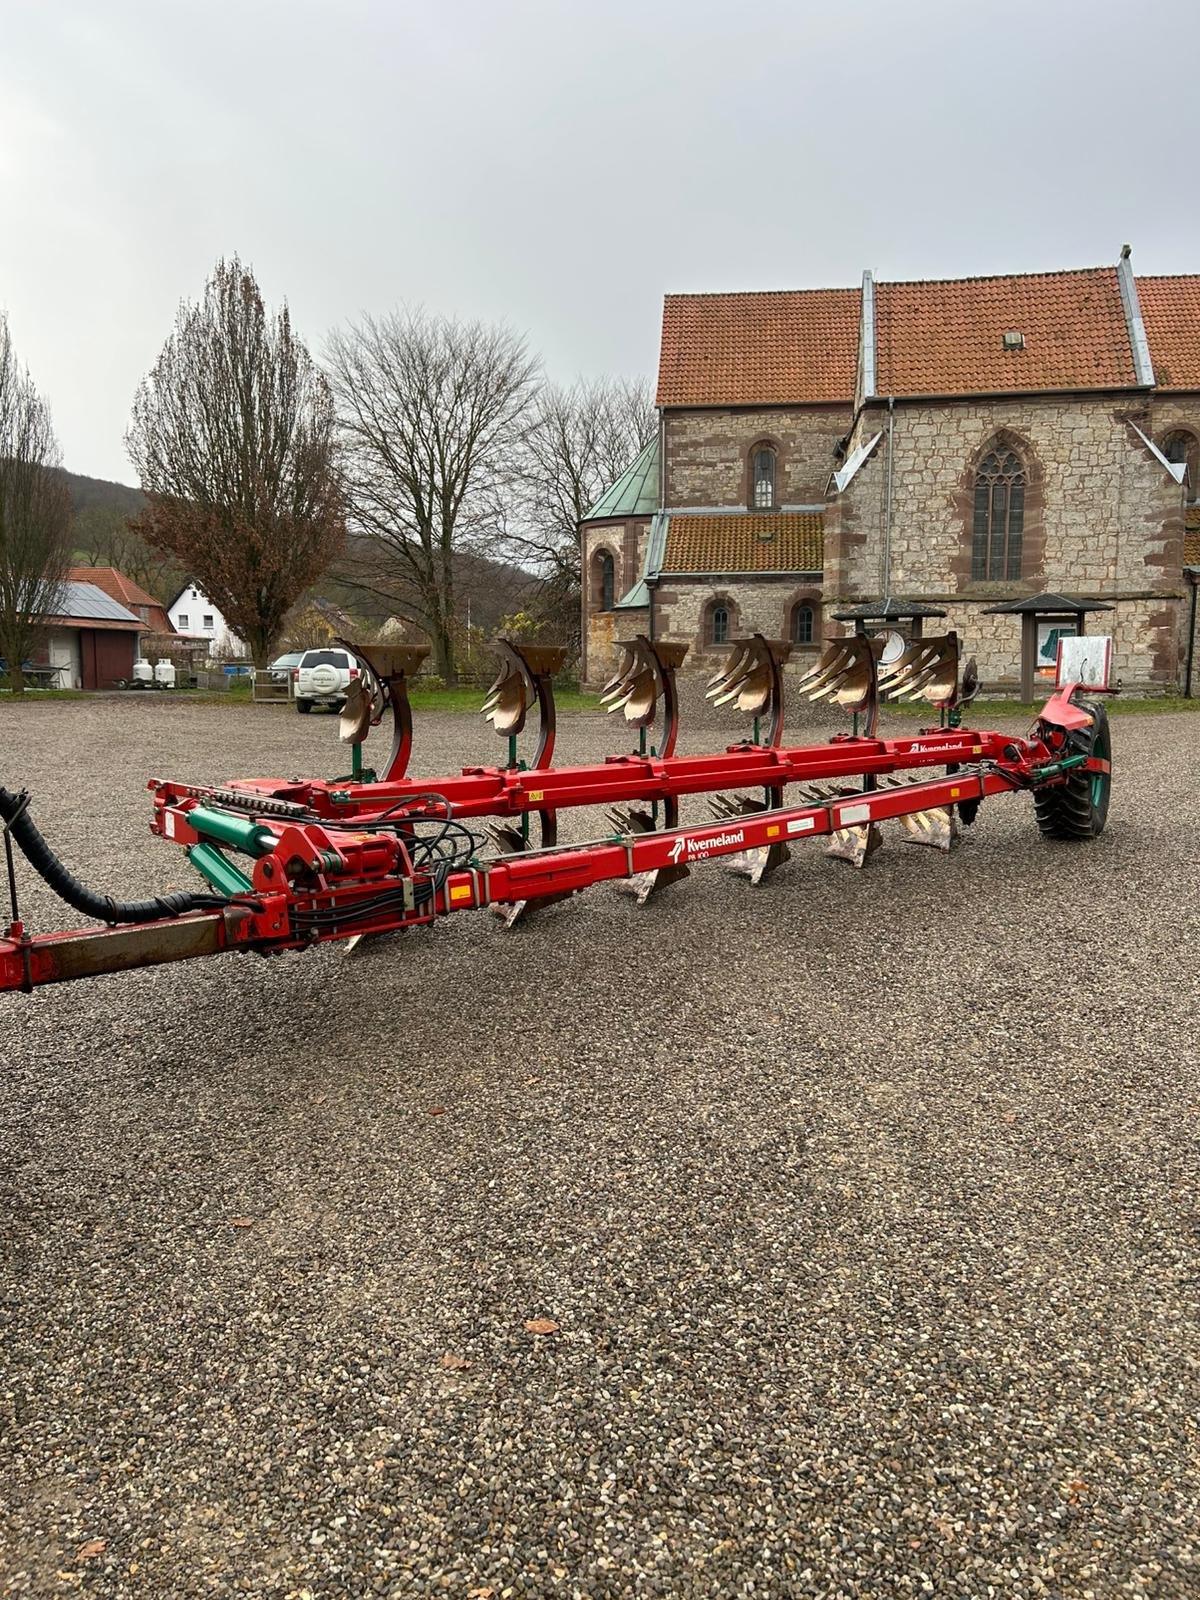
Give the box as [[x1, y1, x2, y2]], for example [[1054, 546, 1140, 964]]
[[500, 377, 656, 648], [325, 310, 539, 684], [0, 318, 73, 695], [126, 258, 346, 668]]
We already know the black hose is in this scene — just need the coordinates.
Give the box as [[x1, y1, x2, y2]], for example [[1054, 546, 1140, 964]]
[[0, 785, 236, 925]]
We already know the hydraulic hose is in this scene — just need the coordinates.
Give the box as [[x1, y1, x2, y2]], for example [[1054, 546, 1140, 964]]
[[0, 785, 239, 925]]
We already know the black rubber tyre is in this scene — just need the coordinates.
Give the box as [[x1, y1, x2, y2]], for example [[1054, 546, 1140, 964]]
[[1034, 699, 1111, 840], [296, 698, 312, 714]]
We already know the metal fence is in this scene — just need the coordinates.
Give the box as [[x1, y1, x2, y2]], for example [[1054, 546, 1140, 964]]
[[252, 670, 291, 704]]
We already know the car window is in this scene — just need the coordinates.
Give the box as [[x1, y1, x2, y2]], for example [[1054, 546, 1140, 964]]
[[301, 650, 350, 667]]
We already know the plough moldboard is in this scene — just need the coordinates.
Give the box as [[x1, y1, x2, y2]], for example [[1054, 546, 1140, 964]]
[[0, 630, 1113, 993]]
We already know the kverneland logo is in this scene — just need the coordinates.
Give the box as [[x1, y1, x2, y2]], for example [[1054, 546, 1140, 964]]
[[668, 827, 745, 864]]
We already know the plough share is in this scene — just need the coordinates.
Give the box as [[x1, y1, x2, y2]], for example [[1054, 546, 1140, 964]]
[[0, 630, 1112, 993]]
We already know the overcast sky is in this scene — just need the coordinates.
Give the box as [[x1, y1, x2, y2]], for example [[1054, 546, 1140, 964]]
[[3, 0, 1199, 483]]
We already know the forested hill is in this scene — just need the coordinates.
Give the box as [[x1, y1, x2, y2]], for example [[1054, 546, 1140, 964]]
[[59, 469, 145, 519], [57, 470, 535, 635]]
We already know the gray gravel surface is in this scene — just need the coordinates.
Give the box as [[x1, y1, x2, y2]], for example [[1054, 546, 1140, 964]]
[[1, 692, 1198, 1598]]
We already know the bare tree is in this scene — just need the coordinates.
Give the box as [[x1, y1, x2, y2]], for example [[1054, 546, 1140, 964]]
[[126, 258, 346, 668], [497, 377, 656, 646], [325, 310, 539, 684], [0, 319, 73, 695]]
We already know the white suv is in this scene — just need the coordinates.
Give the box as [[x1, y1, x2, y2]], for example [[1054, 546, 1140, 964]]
[[293, 647, 357, 713]]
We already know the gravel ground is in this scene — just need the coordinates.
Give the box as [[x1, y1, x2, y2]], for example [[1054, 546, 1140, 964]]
[[1, 691, 1198, 1599]]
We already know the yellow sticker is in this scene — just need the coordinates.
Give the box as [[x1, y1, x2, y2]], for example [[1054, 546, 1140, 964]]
[[449, 885, 473, 903], [950, 787, 961, 798], [528, 790, 544, 802], [766, 824, 780, 838], [973, 745, 982, 755]]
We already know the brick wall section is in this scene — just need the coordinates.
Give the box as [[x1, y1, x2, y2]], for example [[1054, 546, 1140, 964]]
[[664, 406, 852, 507]]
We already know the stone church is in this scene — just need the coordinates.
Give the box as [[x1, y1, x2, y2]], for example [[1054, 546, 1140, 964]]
[[579, 250, 1200, 695]]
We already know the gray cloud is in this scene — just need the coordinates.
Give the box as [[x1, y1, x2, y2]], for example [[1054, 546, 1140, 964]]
[[2, 0, 1197, 481]]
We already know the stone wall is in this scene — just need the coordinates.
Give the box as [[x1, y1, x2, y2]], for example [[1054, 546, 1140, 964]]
[[580, 517, 650, 685], [1185, 579, 1200, 694], [609, 395, 1198, 691], [663, 406, 851, 508], [832, 396, 1189, 688], [651, 577, 825, 676], [906, 598, 1166, 694]]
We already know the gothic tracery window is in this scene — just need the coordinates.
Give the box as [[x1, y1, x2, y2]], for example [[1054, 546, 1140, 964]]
[[971, 446, 1026, 581], [751, 445, 777, 510]]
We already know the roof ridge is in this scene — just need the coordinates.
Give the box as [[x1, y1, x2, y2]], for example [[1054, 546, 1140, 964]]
[[663, 286, 858, 302], [666, 268, 1120, 303], [877, 265, 1116, 290]]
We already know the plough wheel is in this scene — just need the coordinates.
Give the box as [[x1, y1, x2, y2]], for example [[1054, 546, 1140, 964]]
[[1034, 700, 1112, 840]]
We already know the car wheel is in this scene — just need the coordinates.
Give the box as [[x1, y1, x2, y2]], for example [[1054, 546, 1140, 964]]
[[296, 699, 312, 714]]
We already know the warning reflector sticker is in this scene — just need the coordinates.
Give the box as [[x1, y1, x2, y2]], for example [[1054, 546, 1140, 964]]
[[838, 802, 871, 826]]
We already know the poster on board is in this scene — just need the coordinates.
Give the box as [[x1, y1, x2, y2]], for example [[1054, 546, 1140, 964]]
[[1036, 621, 1076, 677]]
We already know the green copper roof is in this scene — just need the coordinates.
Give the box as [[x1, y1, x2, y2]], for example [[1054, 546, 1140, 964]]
[[584, 436, 660, 521], [614, 578, 650, 609]]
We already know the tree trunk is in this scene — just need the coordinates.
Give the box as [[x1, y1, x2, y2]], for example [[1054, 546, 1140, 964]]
[[248, 625, 272, 673], [1, 627, 26, 694], [431, 623, 456, 686]]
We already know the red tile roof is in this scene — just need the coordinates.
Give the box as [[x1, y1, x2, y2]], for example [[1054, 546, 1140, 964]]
[[1137, 275, 1200, 391], [875, 269, 1136, 396], [69, 567, 173, 633], [663, 513, 823, 574], [1185, 507, 1200, 566], [656, 289, 860, 408], [655, 267, 1192, 408]]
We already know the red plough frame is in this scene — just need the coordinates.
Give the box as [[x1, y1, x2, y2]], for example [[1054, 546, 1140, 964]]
[[0, 632, 1112, 994]]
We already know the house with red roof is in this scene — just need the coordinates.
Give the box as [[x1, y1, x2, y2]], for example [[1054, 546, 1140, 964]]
[[68, 567, 174, 635], [580, 249, 1200, 695]]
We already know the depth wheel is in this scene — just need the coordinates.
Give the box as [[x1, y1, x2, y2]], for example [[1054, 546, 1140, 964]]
[[1034, 699, 1111, 840]]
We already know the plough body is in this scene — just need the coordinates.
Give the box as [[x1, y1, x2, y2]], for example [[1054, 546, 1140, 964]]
[[0, 630, 1112, 994]]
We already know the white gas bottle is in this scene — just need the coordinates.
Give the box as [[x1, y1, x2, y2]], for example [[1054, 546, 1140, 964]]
[[153, 658, 177, 688], [132, 658, 154, 686]]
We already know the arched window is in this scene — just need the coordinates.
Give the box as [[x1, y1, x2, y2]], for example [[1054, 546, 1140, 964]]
[[972, 446, 1026, 581], [750, 444, 777, 510], [596, 550, 614, 610], [1161, 430, 1198, 496], [790, 603, 814, 645], [709, 604, 729, 646]]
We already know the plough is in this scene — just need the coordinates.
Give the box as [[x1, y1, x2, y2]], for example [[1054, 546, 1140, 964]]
[[0, 629, 1112, 993]]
